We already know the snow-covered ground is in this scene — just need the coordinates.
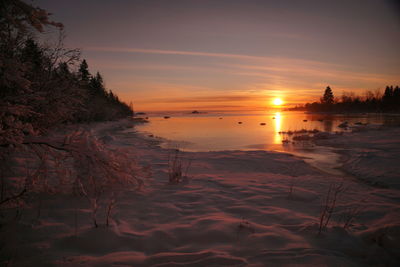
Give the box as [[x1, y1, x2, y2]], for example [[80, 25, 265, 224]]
[[1, 120, 399, 266], [315, 126, 400, 189]]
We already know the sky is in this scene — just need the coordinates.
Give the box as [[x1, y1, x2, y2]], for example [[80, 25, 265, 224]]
[[35, 0, 400, 112]]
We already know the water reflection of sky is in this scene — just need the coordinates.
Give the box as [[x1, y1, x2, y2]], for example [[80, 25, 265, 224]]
[[134, 111, 397, 152], [273, 112, 281, 145], [132, 111, 399, 175]]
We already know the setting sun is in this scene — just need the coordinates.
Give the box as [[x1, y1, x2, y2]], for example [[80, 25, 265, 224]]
[[273, 98, 284, 106]]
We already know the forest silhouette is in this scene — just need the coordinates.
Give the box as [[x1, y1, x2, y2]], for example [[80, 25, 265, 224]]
[[292, 86, 400, 113], [0, 0, 133, 147]]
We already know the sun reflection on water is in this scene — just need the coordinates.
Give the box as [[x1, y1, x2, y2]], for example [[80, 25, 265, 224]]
[[273, 112, 282, 144]]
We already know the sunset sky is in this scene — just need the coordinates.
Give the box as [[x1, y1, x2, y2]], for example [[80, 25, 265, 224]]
[[36, 0, 400, 112]]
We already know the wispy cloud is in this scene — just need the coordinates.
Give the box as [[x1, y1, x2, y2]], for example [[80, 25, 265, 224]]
[[85, 46, 399, 111], [89, 60, 231, 74], [87, 46, 398, 87], [85, 46, 343, 69], [229, 64, 398, 84], [86, 46, 264, 60], [142, 94, 267, 104]]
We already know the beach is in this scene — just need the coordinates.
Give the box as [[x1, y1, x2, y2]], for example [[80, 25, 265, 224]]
[[1, 119, 399, 266]]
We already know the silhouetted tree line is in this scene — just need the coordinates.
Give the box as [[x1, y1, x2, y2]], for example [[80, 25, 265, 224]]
[[0, 0, 133, 146], [77, 59, 134, 121], [300, 86, 400, 113]]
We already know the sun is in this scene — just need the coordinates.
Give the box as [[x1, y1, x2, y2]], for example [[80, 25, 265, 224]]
[[272, 98, 283, 106]]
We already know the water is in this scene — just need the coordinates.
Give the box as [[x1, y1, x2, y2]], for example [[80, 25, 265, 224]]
[[133, 111, 399, 175]]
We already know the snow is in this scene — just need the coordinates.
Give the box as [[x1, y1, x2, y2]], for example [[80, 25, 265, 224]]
[[315, 126, 400, 189], [1, 119, 399, 266]]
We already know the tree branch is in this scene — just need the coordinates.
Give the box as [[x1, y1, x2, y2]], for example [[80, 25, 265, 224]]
[[0, 188, 27, 206]]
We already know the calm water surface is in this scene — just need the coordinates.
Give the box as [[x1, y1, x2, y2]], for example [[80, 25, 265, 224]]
[[134, 111, 398, 175]]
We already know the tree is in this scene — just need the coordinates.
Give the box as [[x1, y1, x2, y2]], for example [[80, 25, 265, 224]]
[[383, 86, 393, 103], [21, 39, 44, 71], [0, 0, 136, 213], [90, 72, 106, 96], [0, 0, 63, 33], [56, 62, 71, 77], [321, 86, 334, 105], [394, 86, 400, 102], [0, 0, 134, 141], [0, 0, 63, 146], [79, 59, 90, 82]]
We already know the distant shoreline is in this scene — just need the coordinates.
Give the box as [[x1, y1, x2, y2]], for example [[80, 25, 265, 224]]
[[303, 111, 400, 116]]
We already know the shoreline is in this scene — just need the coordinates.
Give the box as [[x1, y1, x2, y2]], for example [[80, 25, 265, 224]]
[[303, 111, 400, 116], [314, 125, 400, 189], [133, 118, 399, 187], [1, 119, 399, 266]]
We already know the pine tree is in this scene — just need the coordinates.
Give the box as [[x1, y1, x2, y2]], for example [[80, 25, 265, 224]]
[[321, 86, 334, 105], [383, 86, 393, 101], [21, 39, 44, 70], [394, 86, 400, 100], [394, 86, 400, 111], [90, 72, 106, 95], [79, 59, 90, 82]]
